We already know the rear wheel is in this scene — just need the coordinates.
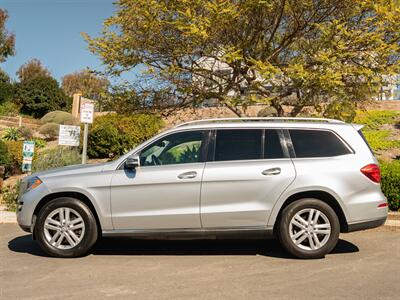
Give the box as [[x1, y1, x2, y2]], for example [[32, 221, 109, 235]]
[[278, 199, 340, 259], [34, 197, 98, 258]]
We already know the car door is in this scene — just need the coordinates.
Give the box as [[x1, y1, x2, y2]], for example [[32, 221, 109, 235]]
[[200, 128, 296, 228], [110, 130, 209, 230]]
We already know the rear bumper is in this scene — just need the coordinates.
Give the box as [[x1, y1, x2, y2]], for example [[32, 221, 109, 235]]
[[345, 217, 387, 233]]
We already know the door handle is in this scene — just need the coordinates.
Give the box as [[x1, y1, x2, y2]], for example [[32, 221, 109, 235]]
[[262, 167, 281, 176], [177, 171, 197, 179]]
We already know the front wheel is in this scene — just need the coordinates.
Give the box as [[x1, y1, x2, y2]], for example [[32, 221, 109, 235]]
[[278, 199, 340, 259], [34, 197, 98, 258]]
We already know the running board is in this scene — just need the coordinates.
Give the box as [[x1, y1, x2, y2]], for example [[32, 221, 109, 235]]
[[102, 226, 274, 239]]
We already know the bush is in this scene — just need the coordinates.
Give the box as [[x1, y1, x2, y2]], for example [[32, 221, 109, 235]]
[[41, 110, 74, 125], [257, 106, 278, 117], [362, 130, 400, 152], [32, 147, 81, 172], [32, 137, 47, 149], [1, 181, 20, 211], [354, 110, 400, 130], [0, 101, 19, 116], [381, 161, 400, 211], [17, 126, 33, 140], [0, 140, 11, 168], [2, 127, 21, 141], [2, 140, 23, 175], [39, 123, 59, 140], [87, 113, 164, 158]]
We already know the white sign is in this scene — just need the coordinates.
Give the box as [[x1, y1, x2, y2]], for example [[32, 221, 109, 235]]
[[58, 125, 81, 146], [80, 102, 94, 124]]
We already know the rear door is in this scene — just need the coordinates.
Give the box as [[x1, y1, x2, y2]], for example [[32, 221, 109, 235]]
[[200, 128, 296, 228]]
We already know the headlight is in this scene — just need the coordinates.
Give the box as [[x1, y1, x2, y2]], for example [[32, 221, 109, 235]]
[[26, 176, 42, 192]]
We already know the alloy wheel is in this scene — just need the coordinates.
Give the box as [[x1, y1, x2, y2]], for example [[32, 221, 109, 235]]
[[43, 207, 85, 249], [289, 208, 331, 251]]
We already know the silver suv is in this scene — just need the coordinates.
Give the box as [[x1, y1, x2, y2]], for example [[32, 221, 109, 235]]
[[17, 117, 388, 258]]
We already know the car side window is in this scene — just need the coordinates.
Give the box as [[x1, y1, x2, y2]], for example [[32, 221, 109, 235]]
[[264, 129, 285, 159], [289, 129, 351, 158], [139, 131, 205, 166], [214, 129, 262, 161]]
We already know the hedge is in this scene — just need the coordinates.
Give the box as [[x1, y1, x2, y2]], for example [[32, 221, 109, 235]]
[[87, 113, 164, 158]]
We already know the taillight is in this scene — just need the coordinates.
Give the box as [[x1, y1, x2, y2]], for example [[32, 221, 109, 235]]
[[360, 164, 381, 183]]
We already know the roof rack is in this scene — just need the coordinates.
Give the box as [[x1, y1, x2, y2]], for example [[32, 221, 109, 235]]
[[175, 117, 345, 128]]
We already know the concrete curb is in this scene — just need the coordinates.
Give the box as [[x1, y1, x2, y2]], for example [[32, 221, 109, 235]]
[[0, 209, 16, 224]]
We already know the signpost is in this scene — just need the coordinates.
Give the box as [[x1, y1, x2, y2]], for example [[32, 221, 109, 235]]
[[22, 141, 35, 172], [80, 102, 94, 164], [58, 125, 80, 147]]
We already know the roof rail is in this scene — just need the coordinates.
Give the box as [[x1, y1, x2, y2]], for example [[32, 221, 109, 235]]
[[175, 117, 345, 128]]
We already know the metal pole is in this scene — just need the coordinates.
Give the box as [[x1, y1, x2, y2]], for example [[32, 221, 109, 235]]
[[82, 123, 88, 164]]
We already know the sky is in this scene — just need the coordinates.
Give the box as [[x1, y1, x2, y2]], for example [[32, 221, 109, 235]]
[[1, 0, 117, 82]]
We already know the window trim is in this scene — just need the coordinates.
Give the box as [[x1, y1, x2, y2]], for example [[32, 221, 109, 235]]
[[285, 128, 355, 159]]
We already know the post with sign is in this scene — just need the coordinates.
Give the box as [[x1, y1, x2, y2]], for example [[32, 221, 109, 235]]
[[80, 102, 94, 164], [22, 141, 35, 172]]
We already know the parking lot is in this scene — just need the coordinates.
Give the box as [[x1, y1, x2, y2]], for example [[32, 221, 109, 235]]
[[1, 224, 399, 299]]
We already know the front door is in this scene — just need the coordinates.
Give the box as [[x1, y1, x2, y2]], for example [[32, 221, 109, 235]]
[[111, 130, 209, 230], [200, 129, 296, 228]]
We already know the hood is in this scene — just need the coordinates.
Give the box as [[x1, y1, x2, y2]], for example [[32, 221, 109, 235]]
[[33, 162, 112, 179]]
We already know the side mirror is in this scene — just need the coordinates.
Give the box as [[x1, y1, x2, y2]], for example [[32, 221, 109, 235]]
[[125, 155, 140, 169]]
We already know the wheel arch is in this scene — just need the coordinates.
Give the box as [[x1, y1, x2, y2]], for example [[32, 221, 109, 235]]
[[33, 191, 102, 239], [272, 190, 349, 233]]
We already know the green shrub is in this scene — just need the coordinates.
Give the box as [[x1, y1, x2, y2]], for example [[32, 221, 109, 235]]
[[39, 122, 59, 140], [32, 147, 81, 172], [0, 101, 20, 116], [32, 137, 47, 149], [257, 106, 278, 117], [363, 130, 400, 152], [0, 140, 11, 167], [381, 161, 400, 211], [17, 126, 33, 140], [354, 110, 400, 130], [4, 140, 23, 166], [41, 110, 74, 125], [2, 127, 21, 141], [1, 181, 20, 212], [87, 113, 164, 158]]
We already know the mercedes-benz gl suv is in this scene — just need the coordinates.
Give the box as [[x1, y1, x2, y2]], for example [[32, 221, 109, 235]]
[[17, 117, 388, 258]]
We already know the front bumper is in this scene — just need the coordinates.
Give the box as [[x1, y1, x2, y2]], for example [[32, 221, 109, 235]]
[[345, 216, 387, 233]]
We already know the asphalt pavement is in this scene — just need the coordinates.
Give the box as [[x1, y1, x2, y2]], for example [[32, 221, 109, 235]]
[[1, 224, 399, 299]]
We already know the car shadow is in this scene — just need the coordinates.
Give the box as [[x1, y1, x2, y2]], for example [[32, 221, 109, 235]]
[[8, 234, 359, 259]]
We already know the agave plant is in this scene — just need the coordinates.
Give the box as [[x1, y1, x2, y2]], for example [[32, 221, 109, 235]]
[[2, 127, 21, 141]]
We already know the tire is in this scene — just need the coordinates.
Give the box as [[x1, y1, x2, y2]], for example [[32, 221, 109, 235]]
[[34, 197, 98, 258], [278, 198, 340, 259]]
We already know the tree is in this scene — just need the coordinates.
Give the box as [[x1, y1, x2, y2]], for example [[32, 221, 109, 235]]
[[0, 9, 15, 63], [84, 0, 400, 119], [0, 69, 14, 104], [15, 76, 70, 118], [61, 69, 109, 97], [16, 58, 51, 83], [61, 69, 110, 110]]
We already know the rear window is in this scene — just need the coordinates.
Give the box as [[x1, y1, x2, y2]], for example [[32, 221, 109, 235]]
[[215, 129, 262, 161], [289, 129, 351, 158]]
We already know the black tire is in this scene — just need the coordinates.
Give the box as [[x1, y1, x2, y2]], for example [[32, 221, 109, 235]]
[[34, 197, 98, 258], [278, 198, 340, 259]]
